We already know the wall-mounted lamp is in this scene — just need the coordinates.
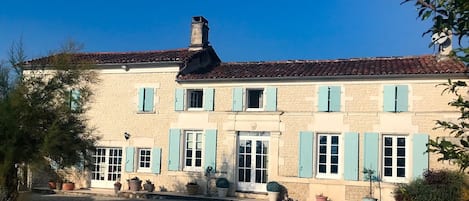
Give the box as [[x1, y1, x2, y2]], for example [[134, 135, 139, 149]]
[[121, 65, 129, 71], [124, 132, 130, 140]]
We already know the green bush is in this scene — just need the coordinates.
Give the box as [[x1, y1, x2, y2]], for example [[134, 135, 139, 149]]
[[215, 177, 229, 188], [394, 170, 467, 201], [266, 181, 281, 192]]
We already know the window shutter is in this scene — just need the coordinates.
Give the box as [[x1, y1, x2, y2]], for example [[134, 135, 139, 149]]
[[317, 86, 329, 112], [396, 85, 409, 112], [298, 131, 314, 178], [71, 89, 80, 110], [344, 132, 359, 181], [204, 129, 217, 172], [363, 132, 379, 180], [265, 87, 277, 111], [144, 88, 154, 112], [383, 85, 396, 112], [175, 88, 184, 111], [151, 147, 161, 174], [232, 88, 244, 111], [412, 133, 429, 179], [168, 129, 181, 171], [138, 88, 145, 112], [204, 88, 214, 111], [329, 86, 341, 112], [125, 147, 135, 172]]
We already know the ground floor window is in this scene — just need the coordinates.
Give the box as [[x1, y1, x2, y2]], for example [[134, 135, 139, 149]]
[[382, 135, 407, 182], [91, 147, 122, 188], [138, 148, 151, 171], [184, 130, 203, 171], [316, 133, 340, 178]]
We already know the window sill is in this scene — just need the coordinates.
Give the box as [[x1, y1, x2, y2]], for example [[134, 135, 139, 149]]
[[137, 169, 151, 173]]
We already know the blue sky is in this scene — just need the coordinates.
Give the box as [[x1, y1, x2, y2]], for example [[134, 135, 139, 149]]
[[0, 1, 434, 62]]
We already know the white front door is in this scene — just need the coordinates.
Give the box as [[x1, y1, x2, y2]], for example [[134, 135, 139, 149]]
[[91, 147, 122, 188], [237, 132, 269, 192]]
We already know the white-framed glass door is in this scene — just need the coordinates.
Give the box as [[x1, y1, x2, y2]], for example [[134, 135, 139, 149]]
[[237, 132, 269, 192], [91, 147, 122, 188]]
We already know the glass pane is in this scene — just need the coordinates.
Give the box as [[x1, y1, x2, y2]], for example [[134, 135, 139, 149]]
[[246, 141, 252, 153], [319, 155, 326, 163], [331, 156, 338, 164], [186, 159, 191, 166], [319, 165, 326, 173], [397, 158, 405, 166], [263, 141, 268, 154], [385, 157, 392, 166], [331, 136, 339, 144], [256, 155, 261, 168], [263, 156, 268, 168], [255, 170, 261, 183], [397, 138, 406, 146], [319, 146, 326, 153], [331, 165, 338, 173], [319, 136, 327, 144], [397, 168, 405, 177], [245, 169, 251, 182], [246, 155, 251, 167], [239, 155, 244, 167], [187, 133, 193, 141], [331, 146, 338, 154], [384, 137, 392, 146], [195, 159, 201, 166], [238, 169, 244, 182], [240, 141, 245, 153], [262, 170, 267, 183], [247, 90, 262, 108], [397, 148, 405, 156], [256, 141, 262, 154], [187, 142, 193, 149], [196, 142, 202, 149], [196, 151, 201, 158], [385, 148, 392, 156], [186, 150, 192, 157], [384, 168, 392, 176]]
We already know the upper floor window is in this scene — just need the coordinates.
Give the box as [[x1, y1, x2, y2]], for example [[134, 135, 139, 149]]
[[316, 133, 340, 178], [382, 135, 407, 182], [138, 148, 151, 172], [175, 88, 214, 111], [232, 87, 277, 112], [138, 88, 154, 113], [318, 86, 341, 112], [383, 85, 408, 112]]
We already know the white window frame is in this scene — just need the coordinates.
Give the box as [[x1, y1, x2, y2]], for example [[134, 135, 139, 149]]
[[186, 89, 204, 111], [245, 88, 265, 111], [316, 133, 341, 179], [137, 148, 151, 172], [183, 130, 204, 172], [381, 135, 408, 183]]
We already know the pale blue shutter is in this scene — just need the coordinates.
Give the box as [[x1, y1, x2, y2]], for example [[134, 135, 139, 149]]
[[298, 131, 314, 178], [364, 132, 379, 180], [175, 88, 184, 111], [265, 87, 277, 111], [125, 147, 135, 172], [396, 85, 409, 112], [71, 89, 80, 110], [204, 129, 217, 172], [204, 88, 214, 111], [151, 147, 161, 174], [344, 132, 359, 181], [138, 88, 145, 112], [383, 85, 395, 112], [232, 88, 243, 111], [168, 129, 181, 171], [412, 133, 429, 179], [329, 86, 341, 112], [318, 86, 328, 112], [144, 88, 154, 112]]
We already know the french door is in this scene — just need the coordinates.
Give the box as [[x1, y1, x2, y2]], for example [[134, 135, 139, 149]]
[[237, 132, 269, 192], [91, 147, 122, 188]]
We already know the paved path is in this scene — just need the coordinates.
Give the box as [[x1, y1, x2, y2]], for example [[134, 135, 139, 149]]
[[28, 192, 188, 201]]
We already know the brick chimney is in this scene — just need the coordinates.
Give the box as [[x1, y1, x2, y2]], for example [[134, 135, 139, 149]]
[[189, 16, 209, 51]]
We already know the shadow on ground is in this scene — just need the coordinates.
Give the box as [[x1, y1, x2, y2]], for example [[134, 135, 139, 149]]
[[28, 193, 141, 201]]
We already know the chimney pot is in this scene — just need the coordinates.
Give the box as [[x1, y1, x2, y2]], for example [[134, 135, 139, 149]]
[[189, 16, 209, 51]]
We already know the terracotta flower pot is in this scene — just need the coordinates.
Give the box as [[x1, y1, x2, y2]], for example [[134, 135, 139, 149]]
[[316, 195, 328, 201], [62, 182, 75, 191], [48, 181, 56, 189]]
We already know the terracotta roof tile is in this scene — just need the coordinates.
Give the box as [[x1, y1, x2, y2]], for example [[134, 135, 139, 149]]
[[177, 55, 467, 81]]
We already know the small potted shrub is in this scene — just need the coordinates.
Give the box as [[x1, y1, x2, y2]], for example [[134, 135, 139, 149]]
[[266, 181, 281, 201], [62, 180, 75, 191], [186, 181, 199, 195], [215, 177, 229, 197], [143, 179, 155, 192], [362, 168, 378, 201], [114, 181, 122, 194], [316, 193, 328, 201], [127, 177, 142, 191]]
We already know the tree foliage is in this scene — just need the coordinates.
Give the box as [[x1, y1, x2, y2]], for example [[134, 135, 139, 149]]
[[402, 0, 469, 172], [0, 40, 98, 201]]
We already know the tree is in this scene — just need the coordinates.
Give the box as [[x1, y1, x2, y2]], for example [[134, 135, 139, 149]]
[[402, 0, 469, 172], [0, 40, 98, 201]]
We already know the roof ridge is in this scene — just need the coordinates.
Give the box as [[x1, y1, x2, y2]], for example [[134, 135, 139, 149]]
[[73, 48, 190, 55]]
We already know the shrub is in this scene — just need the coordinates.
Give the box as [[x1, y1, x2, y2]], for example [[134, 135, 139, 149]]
[[394, 170, 467, 201], [215, 177, 229, 188], [266, 181, 281, 192]]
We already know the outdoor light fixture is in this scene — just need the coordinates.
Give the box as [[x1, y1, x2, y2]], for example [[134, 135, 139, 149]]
[[124, 132, 130, 140], [121, 65, 129, 71]]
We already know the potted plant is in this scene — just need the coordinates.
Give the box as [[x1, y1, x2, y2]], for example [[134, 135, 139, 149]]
[[362, 168, 378, 201], [266, 181, 281, 201], [62, 180, 75, 191], [316, 193, 328, 201], [47, 179, 56, 189], [127, 177, 142, 191], [114, 181, 122, 194], [215, 177, 229, 197], [143, 179, 155, 192], [186, 181, 199, 195]]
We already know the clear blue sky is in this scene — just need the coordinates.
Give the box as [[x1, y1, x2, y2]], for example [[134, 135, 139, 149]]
[[0, 0, 434, 62]]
